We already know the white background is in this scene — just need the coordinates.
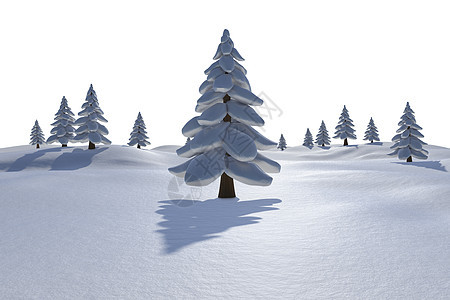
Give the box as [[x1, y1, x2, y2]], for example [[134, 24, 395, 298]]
[[1, 0, 449, 149]]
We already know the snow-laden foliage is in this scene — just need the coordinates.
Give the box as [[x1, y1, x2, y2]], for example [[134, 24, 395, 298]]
[[303, 128, 314, 148], [316, 121, 331, 146], [363, 117, 380, 143], [73, 84, 111, 148], [334, 105, 356, 145], [278, 134, 287, 151], [47, 96, 75, 146], [30, 120, 45, 148], [128, 112, 150, 149], [169, 29, 280, 188], [388, 102, 428, 161]]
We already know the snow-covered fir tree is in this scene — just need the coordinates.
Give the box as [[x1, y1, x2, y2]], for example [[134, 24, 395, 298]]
[[278, 134, 287, 151], [185, 137, 191, 145], [169, 29, 281, 198], [316, 121, 331, 147], [30, 120, 45, 149], [128, 112, 150, 149], [334, 105, 356, 146], [363, 117, 380, 143], [73, 84, 111, 149], [303, 128, 314, 148], [388, 102, 428, 162], [47, 96, 75, 147]]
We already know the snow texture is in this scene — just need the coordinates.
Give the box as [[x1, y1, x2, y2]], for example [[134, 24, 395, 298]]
[[47, 96, 75, 146], [303, 128, 314, 148], [73, 84, 111, 145], [171, 29, 279, 187], [30, 120, 45, 146], [277, 134, 287, 151], [334, 105, 357, 142], [363, 117, 380, 143], [316, 121, 331, 146], [1, 144, 450, 299], [388, 102, 428, 161], [128, 112, 151, 148]]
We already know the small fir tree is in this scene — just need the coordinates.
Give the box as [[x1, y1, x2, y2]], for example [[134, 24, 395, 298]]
[[334, 105, 356, 146], [316, 121, 330, 147], [363, 117, 380, 143], [47, 96, 76, 147], [30, 120, 45, 149], [303, 128, 314, 148], [185, 137, 191, 145], [128, 112, 150, 149], [388, 102, 428, 162], [278, 134, 287, 151], [73, 84, 111, 149]]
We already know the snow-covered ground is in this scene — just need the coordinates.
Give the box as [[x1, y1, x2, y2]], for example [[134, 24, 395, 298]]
[[0, 143, 449, 299]]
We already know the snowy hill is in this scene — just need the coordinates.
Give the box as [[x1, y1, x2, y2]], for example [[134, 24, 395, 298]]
[[0, 143, 449, 299]]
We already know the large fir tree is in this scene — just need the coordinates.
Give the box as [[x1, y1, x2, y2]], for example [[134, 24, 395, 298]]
[[169, 29, 280, 198], [388, 102, 428, 162], [334, 105, 356, 146], [47, 96, 75, 147], [30, 120, 45, 149], [73, 84, 111, 149]]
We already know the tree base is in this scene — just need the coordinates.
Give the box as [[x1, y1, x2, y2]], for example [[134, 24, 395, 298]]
[[36, 144, 40, 149], [344, 138, 348, 146], [218, 173, 236, 198], [407, 156, 412, 162], [88, 141, 96, 150], [137, 144, 141, 149], [62, 144, 67, 147], [371, 140, 373, 144]]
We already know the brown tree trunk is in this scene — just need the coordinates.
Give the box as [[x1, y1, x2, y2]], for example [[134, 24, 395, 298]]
[[407, 156, 412, 162], [217, 94, 236, 198], [36, 144, 40, 149], [218, 172, 236, 198], [137, 144, 141, 149], [62, 144, 67, 147], [88, 141, 95, 149], [371, 140, 373, 143], [344, 138, 348, 146], [322, 143, 324, 147]]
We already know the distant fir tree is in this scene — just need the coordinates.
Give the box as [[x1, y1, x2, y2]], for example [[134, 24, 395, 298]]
[[185, 137, 191, 145], [73, 84, 111, 150], [363, 117, 380, 143], [334, 105, 356, 146], [303, 128, 314, 148], [30, 120, 45, 149], [128, 112, 150, 149], [388, 102, 428, 162], [47, 96, 75, 147], [278, 134, 287, 151], [316, 121, 330, 147]]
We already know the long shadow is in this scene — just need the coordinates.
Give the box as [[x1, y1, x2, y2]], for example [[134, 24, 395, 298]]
[[6, 148, 63, 172], [394, 161, 447, 172], [51, 148, 108, 171], [367, 142, 383, 146], [156, 198, 282, 254]]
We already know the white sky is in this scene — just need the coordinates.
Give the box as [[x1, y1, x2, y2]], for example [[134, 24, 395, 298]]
[[1, 0, 450, 149]]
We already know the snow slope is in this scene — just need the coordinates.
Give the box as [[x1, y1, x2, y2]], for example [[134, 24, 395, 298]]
[[0, 143, 449, 299]]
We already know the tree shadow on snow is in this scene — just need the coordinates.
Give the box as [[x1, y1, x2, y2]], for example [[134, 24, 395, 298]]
[[367, 142, 383, 146], [156, 198, 282, 254], [6, 148, 63, 172], [50, 148, 108, 171], [394, 161, 447, 172], [318, 146, 331, 150]]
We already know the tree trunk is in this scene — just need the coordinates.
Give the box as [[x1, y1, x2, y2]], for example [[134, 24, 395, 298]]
[[137, 144, 141, 149], [407, 156, 412, 162], [371, 140, 373, 143], [217, 94, 236, 198], [344, 138, 348, 146], [36, 144, 40, 149], [88, 141, 95, 149], [62, 144, 67, 147], [218, 172, 236, 198], [322, 143, 324, 147]]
